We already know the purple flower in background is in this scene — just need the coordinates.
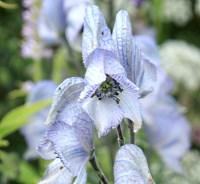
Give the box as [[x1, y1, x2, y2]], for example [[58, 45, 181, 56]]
[[131, 0, 145, 7], [38, 78, 93, 183], [21, 0, 53, 59], [21, 80, 56, 159]]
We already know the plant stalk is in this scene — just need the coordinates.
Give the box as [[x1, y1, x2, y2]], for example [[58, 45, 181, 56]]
[[128, 119, 135, 144], [116, 124, 125, 147], [89, 150, 109, 184]]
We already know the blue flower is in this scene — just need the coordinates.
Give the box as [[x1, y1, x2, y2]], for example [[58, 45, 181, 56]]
[[38, 78, 93, 183], [21, 80, 56, 159]]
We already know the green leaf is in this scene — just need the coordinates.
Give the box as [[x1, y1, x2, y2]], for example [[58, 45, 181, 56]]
[[0, 139, 9, 147], [0, 99, 51, 138], [18, 161, 40, 184]]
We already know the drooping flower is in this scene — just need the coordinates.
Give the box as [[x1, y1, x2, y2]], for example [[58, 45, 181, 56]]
[[114, 144, 154, 184], [21, 80, 56, 159], [38, 77, 93, 183], [38, 0, 90, 50]]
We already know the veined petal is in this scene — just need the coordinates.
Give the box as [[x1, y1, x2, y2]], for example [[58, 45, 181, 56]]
[[119, 87, 142, 132], [82, 97, 123, 137], [114, 144, 154, 184], [112, 10, 133, 73], [38, 158, 87, 184], [47, 120, 91, 176], [82, 5, 114, 64], [38, 159, 74, 184], [46, 77, 85, 125], [37, 137, 57, 160]]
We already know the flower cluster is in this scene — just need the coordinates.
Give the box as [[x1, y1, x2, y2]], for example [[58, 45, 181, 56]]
[[160, 40, 200, 91], [162, 0, 192, 26], [21, 0, 52, 59]]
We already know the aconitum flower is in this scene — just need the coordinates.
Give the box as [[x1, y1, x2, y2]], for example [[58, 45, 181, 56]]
[[141, 70, 191, 172], [21, 80, 56, 159], [38, 0, 89, 49], [80, 49, 141, 136], [21, 0, 52, 59], [80, 6, 151, 136], [38, 78, 93, 183]]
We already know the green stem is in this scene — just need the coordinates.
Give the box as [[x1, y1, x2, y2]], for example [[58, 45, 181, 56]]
[[116, 124, 124, 147], [108, 0, 114, 27], [128, 119, 135, 144], [89, 150, 109, 184]]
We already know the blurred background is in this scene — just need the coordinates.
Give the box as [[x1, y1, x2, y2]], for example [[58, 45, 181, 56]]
[[0, 0, 200, 183]]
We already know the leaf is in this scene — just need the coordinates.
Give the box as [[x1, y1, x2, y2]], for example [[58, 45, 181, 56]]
[[0, 99, 51, 138], [114, 144, 154, 184]]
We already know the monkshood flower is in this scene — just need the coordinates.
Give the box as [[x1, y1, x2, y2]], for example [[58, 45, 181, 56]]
[[21, 0, 52, 59], [131, 0, 145, 7], [114, 144, 154, 184], [80, 5, 157, 136], [38, 78, 93, 183], [21, 80, 56, 159], [141, 70, 191, 172], [38, 0, 89, 49]]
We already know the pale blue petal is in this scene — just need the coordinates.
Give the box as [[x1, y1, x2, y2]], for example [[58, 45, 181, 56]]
[[38, 158, 87, 184], [119, 88, 142, 132], [37, 137, 57, 160], [82, 97, 123, 137], [82, 5, 114, 64], [47, 120, 92, 176], [114, 144, 154, 184], [46, 77, 85, 125], [38, 159, 74, 184], [112, 10, 133, 73]]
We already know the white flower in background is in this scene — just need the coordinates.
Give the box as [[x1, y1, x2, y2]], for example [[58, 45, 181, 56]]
[[162, 0, 192, 26], [195, 0, 200, 16], [21, 80, 56, 159], [160, 40, 200, 91], [21, 0, 53, 59]]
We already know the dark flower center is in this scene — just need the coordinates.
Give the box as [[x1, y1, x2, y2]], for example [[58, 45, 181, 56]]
[[92, 75, 123, 104]]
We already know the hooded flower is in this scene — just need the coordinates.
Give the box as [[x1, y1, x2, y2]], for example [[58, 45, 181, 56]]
[[38, 77, 93, 183], [80, 6, 157, 136], [38, 0, 89, 49], [21, 80, 56, 159]]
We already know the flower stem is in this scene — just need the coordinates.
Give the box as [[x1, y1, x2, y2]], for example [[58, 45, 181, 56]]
[[89, 150, 109, 184], [116, 124, 125, 147], [128, 119, 135, 144]]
